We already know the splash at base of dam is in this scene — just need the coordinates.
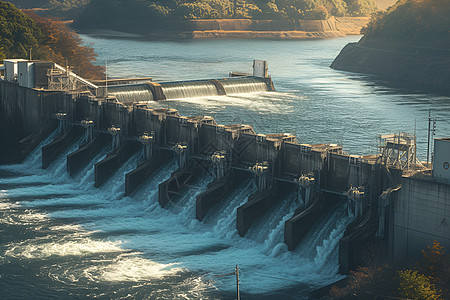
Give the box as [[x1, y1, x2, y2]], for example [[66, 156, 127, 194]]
[[1, 58, 449, 296]]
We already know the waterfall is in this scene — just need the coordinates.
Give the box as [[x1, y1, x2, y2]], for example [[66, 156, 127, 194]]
[[106, 84, 154, 103], [218, 77, 268, 94], [1, 135, 350, 297], [160, 80, 219, 100], [102, 77, 269, 103]]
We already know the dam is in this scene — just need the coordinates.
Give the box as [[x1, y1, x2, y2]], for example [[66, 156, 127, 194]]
[[1, 57, 449, 295]]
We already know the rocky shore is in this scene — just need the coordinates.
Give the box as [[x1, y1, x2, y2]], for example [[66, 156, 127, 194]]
[[331, 38, 450, 92]]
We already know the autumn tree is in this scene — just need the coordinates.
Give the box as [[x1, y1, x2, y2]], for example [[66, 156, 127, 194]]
[[397, 269, 441, 300], [23, 10, 104, 79]]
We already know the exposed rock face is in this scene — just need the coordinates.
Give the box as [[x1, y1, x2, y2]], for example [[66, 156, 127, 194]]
[[331, 38, 450, 92]]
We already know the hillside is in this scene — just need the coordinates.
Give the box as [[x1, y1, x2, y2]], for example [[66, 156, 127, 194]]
[[331, 0, 450, 92], [0, 1, 103, 78], [373, 0, 396, 10], [72, 0, 377, 32]]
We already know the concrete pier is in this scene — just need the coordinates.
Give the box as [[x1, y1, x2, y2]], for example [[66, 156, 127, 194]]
[[196, 170, 249, 221], [237, 181, 294, 237], [67, 132, 110, 176], [95, 140, 141, 187], [125, 150, 172, 196], [42, 126, 84, 169], [284, 193, 338, 251]]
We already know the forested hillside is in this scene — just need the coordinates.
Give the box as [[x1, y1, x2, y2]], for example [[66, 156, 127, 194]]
[[0, 1, 103, 78], [6, 0, 378, 21], [331, 0, 450, 91], [361, 0, 450, 48]]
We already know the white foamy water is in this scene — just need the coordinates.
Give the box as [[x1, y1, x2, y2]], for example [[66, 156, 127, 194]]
[[3, 35, 445, 298], [5, 239, 124, 259], [0, 134, 350, 298]]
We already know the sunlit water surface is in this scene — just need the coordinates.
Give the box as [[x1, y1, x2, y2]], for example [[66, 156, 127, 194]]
[[1, 35, 449, 299]]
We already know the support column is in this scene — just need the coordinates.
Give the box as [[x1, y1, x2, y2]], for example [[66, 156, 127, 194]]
[[297, 174, 316, 207], [108, 126, 121, 152], [138, 131, 154, 161], [174, 143, 188, 170], [210, 150, 226, 180], [67, 120, 109, 176], [250, 161, 269, 191], [347, 186, 365, 220], [81, 119, 94, 144], [55, 112, 68, 136]]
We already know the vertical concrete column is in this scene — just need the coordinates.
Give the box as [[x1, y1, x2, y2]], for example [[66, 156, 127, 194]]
[[81, 119, 95, 144], [348, 155, 361, 187], [250, 162, 269, 191], [138, 131, 154, 161], [297, 174, 316, 206], [55, 112, 68, 136], [347, 186, 365, 220], [300, 144, 312, 172], [174, 143, 188, 170], [108, 126, 121, 152], [210, 150, 226, 180]]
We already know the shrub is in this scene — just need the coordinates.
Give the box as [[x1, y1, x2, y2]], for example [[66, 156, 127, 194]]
[[397, 269, 441, 300], [301, 5, 329, 20]]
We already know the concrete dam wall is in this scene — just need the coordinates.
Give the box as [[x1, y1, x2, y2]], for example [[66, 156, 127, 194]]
[[151, 17, 350, 39], [102, 76, 274, 103], [2, 80, 449, 275]]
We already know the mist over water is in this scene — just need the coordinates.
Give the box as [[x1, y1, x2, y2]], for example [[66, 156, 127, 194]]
[[1, 36, 449, 299]]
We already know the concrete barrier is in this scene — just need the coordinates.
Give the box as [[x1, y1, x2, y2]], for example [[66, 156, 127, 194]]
[[339, 210, 378, 274], [95, 140, 141, 187], [0, 106, 22, 163], [147, 82, 166, 101], [284, 193, 338, 251], [125, 150, 172, 196], [196, 170, 248, 221], [42, 126, 83, 169], [236, 181, 294, 237], [67, 132, 110, 176], [209, 79, 226, 96]]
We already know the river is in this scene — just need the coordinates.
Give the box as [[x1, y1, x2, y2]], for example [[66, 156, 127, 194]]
[[0, 35, 449, 299]]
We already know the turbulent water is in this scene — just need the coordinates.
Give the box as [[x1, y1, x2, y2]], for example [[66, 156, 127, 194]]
[[1, 35, 449, 299]]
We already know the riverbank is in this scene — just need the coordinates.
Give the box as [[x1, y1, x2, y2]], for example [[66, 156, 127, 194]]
[[331, 38, 450, 93], [78, 17, 369, 40]]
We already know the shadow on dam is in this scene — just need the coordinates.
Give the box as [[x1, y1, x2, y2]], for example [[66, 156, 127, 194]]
[[0, 58, 398, 296]]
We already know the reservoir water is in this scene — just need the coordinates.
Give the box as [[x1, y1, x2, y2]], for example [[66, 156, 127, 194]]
[[1, 35, 449, 299]]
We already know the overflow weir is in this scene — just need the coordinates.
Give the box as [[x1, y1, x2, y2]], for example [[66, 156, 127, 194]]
[[1, 58, 449, 282]]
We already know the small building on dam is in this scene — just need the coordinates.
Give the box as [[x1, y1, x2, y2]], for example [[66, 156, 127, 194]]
[[0, 58, 449, 275]]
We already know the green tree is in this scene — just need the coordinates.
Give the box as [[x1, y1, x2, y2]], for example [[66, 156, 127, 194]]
[[0, 1, 42, 58], [344, 0, 376, 16], [0, 46, 6, 61]]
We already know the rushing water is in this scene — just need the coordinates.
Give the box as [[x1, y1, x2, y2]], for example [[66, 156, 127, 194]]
[[1, 35, 449, 299]]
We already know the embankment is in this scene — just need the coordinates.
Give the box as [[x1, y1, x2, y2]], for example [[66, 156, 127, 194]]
[[331, 38, 450, 92], [84, 17, 369, 40]]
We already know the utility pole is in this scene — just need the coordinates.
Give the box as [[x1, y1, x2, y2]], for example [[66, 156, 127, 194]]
[[431, 118, 437, 164], [105, 58, 108, 97], [213, 265, 241, 300], [427, 110, 431, 166], [235, 265, 240, 300]]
